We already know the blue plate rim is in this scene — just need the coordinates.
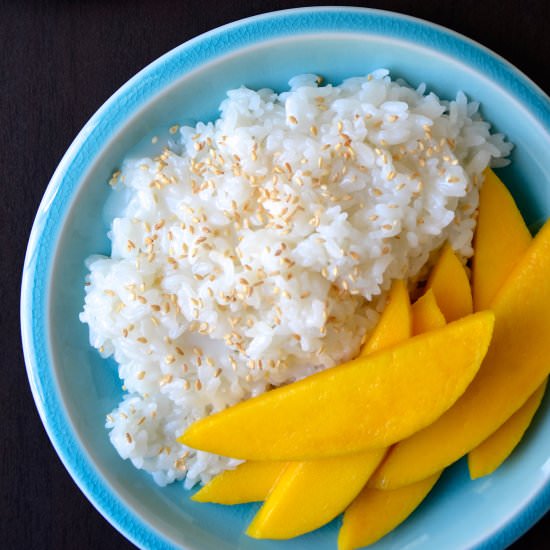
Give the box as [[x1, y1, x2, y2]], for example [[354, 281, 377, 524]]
[[20, 6, 550, 550]]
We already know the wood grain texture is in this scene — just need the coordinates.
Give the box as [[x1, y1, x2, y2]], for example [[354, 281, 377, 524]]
[[1, 0, 548, 548]]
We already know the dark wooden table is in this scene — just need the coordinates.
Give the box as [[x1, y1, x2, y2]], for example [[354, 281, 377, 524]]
[[2, 1, 548, 548]]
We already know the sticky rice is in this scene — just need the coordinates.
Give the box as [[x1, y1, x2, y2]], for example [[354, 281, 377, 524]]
[[80, 71, 512, 487]]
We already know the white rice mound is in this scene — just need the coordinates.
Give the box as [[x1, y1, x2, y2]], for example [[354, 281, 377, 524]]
[[80, 70, 512, 488]]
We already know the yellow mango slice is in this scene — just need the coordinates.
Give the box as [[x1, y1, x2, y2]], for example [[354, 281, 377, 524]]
[[246, 450, 387, 539], [473, 169, 532, 311], [411, 289, 446, 335], [468, 380, 547, 479], [338, 472, 441, 550], [426, 243, 473, 322], [361, 280, 411, 356], [192, 461, 286, 504], [370, 220, 550, 489], [180, 312, 494, 460], [245, 279, 411, 538]]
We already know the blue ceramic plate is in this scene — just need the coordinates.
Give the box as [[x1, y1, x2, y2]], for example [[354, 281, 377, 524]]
[[21, 7, 550, 550]]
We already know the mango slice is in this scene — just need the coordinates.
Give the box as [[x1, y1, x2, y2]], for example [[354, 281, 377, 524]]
[[192, 461, 286, 504], [411, 289, 446, 335], [473, 169, 532, 311], [245, 280, 411, 538], [369, 220, 550, 489], [180, 312, 494, 460], [468, 380, 547, 479], [338, 472, 441, 550], [426, 243, 473, 322], [361, 280, 411, 356], [246, 450, 387, 539]]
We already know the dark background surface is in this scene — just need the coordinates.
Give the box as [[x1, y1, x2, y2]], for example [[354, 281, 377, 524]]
[[2, 0, 549, 548]]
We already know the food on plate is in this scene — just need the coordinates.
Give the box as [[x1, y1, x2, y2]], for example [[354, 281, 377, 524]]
[[339, 472, 442, 550], [81, 69, 511, 486], [468, 380, 548, 479], [81, 69, 550, 546], [370, 215, 550, 490], [472, 168, 532, 311], [425, 242, 473, 322]]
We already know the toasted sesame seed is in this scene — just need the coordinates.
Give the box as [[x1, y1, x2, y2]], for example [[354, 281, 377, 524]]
[[174, 457, 187, 471]]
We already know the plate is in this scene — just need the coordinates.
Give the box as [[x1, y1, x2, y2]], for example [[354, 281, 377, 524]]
[[21, 7, 550, 549]]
